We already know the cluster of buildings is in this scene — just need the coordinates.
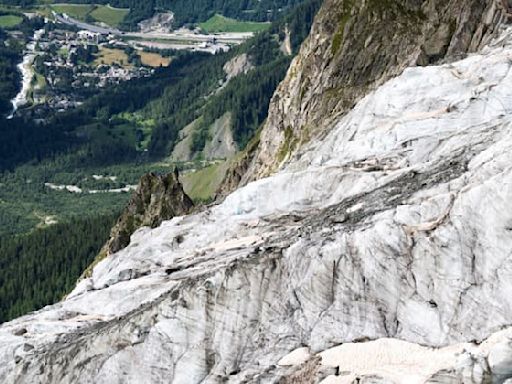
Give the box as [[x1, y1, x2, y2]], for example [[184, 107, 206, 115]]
[[30, 27, 154, 113]]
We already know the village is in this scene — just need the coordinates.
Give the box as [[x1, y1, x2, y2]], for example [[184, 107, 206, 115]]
[[5, 7, 256, 119], [23, 24, 161, 115]]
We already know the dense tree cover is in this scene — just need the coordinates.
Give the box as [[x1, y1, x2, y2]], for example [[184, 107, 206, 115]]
[[0, 51, 207, 171], [1, 0, 322, 170], [0, 148, 203, 237], [271, 0, 323, 52], [0, 0, 322, 322], [0, 214, 117, 323], [57, 0, 305, 30], [147, 52, 228, 156], [195, 56, 291, 150], [0, 117, 73, 171], [0, 29, 22, 115], [190, 0, 322, 151], [0, 153, 136, 236], [0, 0, 34, 6], [0, 35, 288, 167]]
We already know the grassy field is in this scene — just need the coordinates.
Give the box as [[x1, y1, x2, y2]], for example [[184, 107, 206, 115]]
[[199, 14, 270, 33], [50, 3, 128, 27], [94, 47, 131, 67], [90, 5, 129, 27], [0, 14, 23, 28], [182, 161, 229, 202], [139, 51, 171, 67], [50, 3, 94, 19], [117, 112, 155, 150]]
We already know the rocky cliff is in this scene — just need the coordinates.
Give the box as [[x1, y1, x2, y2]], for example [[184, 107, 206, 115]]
[[2, 1, 512, 383], [220, 0, 511, 193], [104, 170, 193, 256]]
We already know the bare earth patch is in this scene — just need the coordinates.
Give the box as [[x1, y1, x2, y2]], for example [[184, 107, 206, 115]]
[[139, 51, 171, 67], [94, 47, 131, 68]]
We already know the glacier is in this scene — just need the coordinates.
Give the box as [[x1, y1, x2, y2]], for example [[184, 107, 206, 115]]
[[2, 24, 512, 384]]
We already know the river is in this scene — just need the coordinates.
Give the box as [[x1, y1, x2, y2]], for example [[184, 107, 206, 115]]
[[7, 29, 44, 120]]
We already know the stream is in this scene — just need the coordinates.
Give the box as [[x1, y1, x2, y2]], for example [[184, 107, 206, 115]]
[[7, 29, 44, 120]]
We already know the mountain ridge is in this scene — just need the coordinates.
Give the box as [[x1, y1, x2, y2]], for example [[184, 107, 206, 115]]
[[2, 0, 512, 383], [218, 0, 511, 196]]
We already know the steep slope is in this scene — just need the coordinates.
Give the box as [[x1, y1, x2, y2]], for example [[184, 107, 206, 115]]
[[102, 170, 193, 256], [2, 14, 512, 384], [2, 1, 512, 383], [219, 0, 511, 193]]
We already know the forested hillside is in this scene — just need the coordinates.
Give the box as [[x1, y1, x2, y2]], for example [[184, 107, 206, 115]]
[[0, 30, 21, 115], [0, 0, 34, 5], [150, 0, 322, 155], [55, 0, 305, 29], [0, 0, 322, 323], [0, 214, 117, 323], [1, 0, 322, 172], [0, 17, 25, 116]]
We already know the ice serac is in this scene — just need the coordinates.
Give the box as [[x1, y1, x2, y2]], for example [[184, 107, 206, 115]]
[[3, 2, 512, 384], [218, 0, 511, 193]]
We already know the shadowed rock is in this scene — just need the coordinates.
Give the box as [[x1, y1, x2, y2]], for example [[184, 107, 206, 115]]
[[106, 169, 193, 255]]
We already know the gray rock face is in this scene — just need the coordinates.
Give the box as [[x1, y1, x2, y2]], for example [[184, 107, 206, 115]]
[[228, 0, 510, 189], [2, 21, 512, 382], [3, 1, 512, 383], [223, 53, 253, 81], [104, 170, 193, 256], [171, 114, 237, 162], [202, 113, 238, 160], [138, 12, 175, 33]]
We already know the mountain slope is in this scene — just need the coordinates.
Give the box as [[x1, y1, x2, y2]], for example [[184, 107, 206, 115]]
[[2, 1, 512, 383], [0, 0, 322, 324], [55, 0, 306, 30], [219, 0, 510, 194]]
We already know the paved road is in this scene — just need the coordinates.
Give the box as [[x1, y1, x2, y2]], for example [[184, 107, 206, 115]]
[[53, 13, 121, 35], [53, 12, 253, 44], [127, 30, 253, 44]]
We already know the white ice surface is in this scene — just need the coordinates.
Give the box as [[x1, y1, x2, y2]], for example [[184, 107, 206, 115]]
[[3, 25, 512, 384]]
